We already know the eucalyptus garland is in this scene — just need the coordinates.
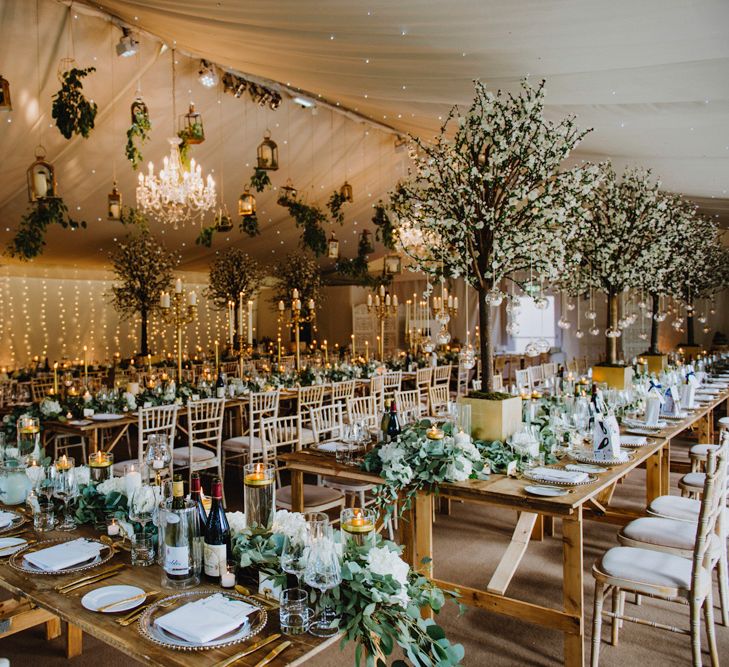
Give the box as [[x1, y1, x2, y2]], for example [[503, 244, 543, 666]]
[[278, 195, 328, 255], [6, 197, 87, 260], [51, 67, 98, 139]]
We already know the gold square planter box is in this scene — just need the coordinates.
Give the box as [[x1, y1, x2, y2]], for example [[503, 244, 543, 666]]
[[592, 365, 634, 390], [459, 395, 522, 442], [643, 354, 667, 375], [678, 345, 702, 360]]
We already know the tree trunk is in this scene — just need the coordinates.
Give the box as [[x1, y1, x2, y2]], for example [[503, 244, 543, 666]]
[[478, 288, 493, 391], [140, 308, 149, 357], [606, 291, 618, 364], [648, 293, 659, 354]]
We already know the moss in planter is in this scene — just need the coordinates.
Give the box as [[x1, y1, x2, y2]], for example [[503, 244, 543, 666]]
[[466, 391, 512, 401]]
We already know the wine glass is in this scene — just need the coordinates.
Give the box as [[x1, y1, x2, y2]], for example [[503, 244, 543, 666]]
[[280, 511, 327, 586], [303, 520, 341, 638], [128, 484, 158, 534], [51, 459, 77, 531]]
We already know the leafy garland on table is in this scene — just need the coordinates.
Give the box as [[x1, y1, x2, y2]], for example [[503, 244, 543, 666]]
[[52, 67, 98, 139], [230, 510, 464, 666], [125, 101, 152, 169], [5, 197, 86, 261]]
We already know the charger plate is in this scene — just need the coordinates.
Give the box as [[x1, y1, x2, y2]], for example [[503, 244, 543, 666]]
[[137, 589, 267, 652], [9, 538, 113, 576], [569, 451, 633, 467], [522, 468, 597, 487], [0, 510, 27, 535]]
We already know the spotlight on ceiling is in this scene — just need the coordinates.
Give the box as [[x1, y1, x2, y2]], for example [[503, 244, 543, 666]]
[[292, 96, 316, 109], [116, 28, 139, 58], [198, 60, 218, 88]]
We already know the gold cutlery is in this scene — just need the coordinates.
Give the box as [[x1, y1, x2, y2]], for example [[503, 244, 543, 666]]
[[214, 634, 282, 667], [234, 584, 251, 596], [253, 641, 292, 667], [54, 564, 125, 592], [96, 589, 159, 613], [250, 593, 279, 609], [116, 596, 175, 626], [60, 569, 125, 594]]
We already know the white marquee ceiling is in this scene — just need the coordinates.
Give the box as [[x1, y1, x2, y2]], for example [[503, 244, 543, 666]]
[[0, 0, 727, 273]]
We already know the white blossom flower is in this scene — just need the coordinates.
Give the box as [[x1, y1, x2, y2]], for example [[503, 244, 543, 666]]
[[272, 509, 308, 546], [74, 466, 90, 486], [226, 511, 247, 535], [97, 476, 127, 496], [40, 399, 62, 417]]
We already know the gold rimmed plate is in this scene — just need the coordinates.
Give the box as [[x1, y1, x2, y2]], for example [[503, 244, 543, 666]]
[[137, 589, 267, 652], [522, 468, 597, 487], [0, 510, 27, 535], [9, 538, 114, 576], [569, 450, 633, 467]]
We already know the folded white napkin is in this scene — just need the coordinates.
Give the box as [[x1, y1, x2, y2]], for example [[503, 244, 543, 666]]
[[621, 435, 647, 447], [0, 511, 15, 529], [24, 538, 102, 571], [318, 441, 344, 453], [155, 594, 257, 644], [531, 467, 588, 484]]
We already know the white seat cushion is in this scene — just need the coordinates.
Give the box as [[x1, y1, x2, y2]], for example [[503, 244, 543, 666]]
[[277, 484, 344, 508], [648, 495, 701, 522], [222, 435, 265, 453], [172, 446, 216, 464], [599, 546, 700, 592], [690, 443, 719, 458], [718, 417, 729, 427], [680, 472, 705, 489], [300, 427, 316, 446]]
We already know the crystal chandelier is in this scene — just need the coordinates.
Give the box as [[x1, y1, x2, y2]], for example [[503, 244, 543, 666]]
[[136, 49, 215, 229]]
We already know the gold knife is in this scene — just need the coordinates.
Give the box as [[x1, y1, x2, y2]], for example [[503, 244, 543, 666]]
[[59, 569, 125, 594], [55, 564, 125, 592], [253, 641, 291, 667], [213, 634, 282, 667]]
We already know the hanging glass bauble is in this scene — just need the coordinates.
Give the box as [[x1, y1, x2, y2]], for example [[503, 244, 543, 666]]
[[533, 296, 548, 310], [643, 310, 652, 319], [685, 303, 694, 313], [575, 329, 585, 339], [617, 318, 627, 329], [537, 338, 551, 353], [671, 318, 682, 331], [436, 326, 451, 345], [505, 321, 520, 336], [506, 297, 521, 313], [638, 332, 649, 341], [589, 326, 600, 336], [459, 346, 476, 370], [524, 341, 540, 357], [605, 327, 621, 338], [557, 317, 571, 330], [566, 301, 576, 311], [585, 309, 597, 321], [654, 312, 667, 323], [698, 314, 707, 324], [422, 341, 435, 354], [485, 289, 504, 306], [628, 313, 637, 325], [523, 281, 540, 297], [637, 300, 647, 309], [703, 326, 711, 334]]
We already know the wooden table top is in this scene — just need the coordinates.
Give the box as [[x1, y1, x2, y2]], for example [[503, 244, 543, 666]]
[[0, 525, 336, 667]]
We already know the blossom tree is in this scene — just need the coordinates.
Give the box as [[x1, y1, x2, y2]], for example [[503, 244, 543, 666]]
[[109, 226, 177, 356], [206, 248, 265, 341], [390, 79, 599, 390], [565, 164, 668, 364]]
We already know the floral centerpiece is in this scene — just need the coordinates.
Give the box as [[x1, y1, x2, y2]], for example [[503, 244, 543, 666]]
[[229, 509, 464, 666]]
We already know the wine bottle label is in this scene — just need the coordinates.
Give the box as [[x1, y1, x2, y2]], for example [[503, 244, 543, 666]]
[[216, 387, 225, 399], [164, 545, 190, 575], [204, 542, 227, 576]]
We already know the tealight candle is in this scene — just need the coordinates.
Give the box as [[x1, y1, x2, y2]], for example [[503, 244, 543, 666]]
[[89, 452, 113, 484], [341, 508, 376, 546], [243, 463, 275, 530], [426, 427, 445, 440], [220, 560, 237, 588], [55, 454, 73, 471], [107, 518, 120, 536]]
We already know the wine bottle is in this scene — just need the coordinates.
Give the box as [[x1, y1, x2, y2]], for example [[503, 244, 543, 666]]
[[164, 475, 192, 581], [215, 368, 226, 399], [386, 400, 401, 442], [190, 472, 207, 528], [380, 405, 390, 443], [203, 477, 231, 581]]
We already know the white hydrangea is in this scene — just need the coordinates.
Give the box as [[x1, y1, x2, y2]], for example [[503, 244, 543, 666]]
[[74, 466, 90, 486], [367, 545, 411, 608], [123, 391, 137, 411], [272, 509, 308, 546], [97, 476, 127, 496], [40, 399, 62, 417], [226, 511, 247, 535], [445, 457, 473, 482]]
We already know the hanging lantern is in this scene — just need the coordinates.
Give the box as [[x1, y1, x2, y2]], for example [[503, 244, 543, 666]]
[[181, 103, 205, 143], [277, 178, 297, 205], [130, 96, 148, 124], [257, 129, 279, 170], [340, 180, 353, 203], [215, 206, 233, 231], [0, 75, 11, 112], [26, 146, 57, 202], [238, 190, 256, 217], [327, 232, 340, 259], [384, 253, 402, 275], [361, 229, 375, 254], [107, 182, 122, 220]]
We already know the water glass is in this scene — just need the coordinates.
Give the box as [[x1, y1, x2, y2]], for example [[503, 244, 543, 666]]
[[131, 533, 155, 567], [279, 588, 310, 636], [33, 499, 56, 533]]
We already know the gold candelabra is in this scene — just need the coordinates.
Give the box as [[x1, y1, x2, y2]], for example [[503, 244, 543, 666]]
[[367, 285, 398, 360], [160, 281, 197, 381], [278, 289, 315, 371]]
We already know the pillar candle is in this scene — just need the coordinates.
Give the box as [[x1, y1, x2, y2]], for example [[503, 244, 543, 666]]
[[175, 278, 182, 294], [365, 340, 369, 361], [215, 340, 219, 369], [238, 293, 243, 337], [228, 302, 234, 346], [247, 300, 254, 345], [53, 362, 58, 394], [351, 334, 355, 356]]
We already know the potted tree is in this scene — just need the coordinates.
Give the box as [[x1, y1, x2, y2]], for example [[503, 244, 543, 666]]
[[391, 79, 599, 440], [109, 222, 176, 357], [206, 248, 265, 352], [566, 164, 667, 388]]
